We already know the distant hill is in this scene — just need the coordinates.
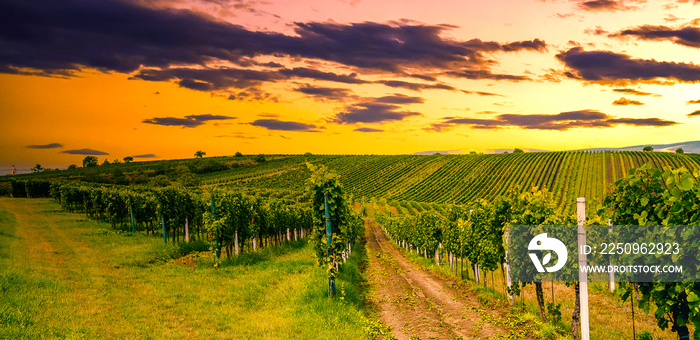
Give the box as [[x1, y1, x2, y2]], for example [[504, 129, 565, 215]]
[[580, 141, 700, 153]]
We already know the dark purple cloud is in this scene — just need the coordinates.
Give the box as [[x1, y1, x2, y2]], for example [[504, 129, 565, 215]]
[[688, 99, 700, 104], [556, 47, 700, 84], [334, 103, 421, 124], [0, 0, 546, 84], [132, 68, 283, 90], [26, 142, 62, 149], [333, 95, 424, 124], [376, 80, 455, 91], [294, 85, 355, 102], [425, 109, 677, 131], [354, 127, 385, 132], [61, 148, 109, 155], [445, 69, 530, 81], [374, 94, 424, 104], [132, 154, 156, 158], [578, 0, 640, 11], [250, 119, 319, 131], [278, 67, 368, 84], [612, 97, 644, 105], [689, 110, 700, 117], [143, 114, 235, 127], [612, 25, 700, 48]]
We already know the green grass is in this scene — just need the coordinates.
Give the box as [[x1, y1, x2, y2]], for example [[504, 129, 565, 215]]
[[0, 198, 368, 339]]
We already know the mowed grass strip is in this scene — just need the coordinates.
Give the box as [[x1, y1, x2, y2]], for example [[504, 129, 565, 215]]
[[0, 198, 367, 339]]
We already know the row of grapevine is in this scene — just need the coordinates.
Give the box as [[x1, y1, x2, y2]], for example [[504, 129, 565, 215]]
[[50, 182, 313, 258]]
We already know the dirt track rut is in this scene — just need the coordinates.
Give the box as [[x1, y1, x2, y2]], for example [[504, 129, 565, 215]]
[[365, 220, 525, 340]]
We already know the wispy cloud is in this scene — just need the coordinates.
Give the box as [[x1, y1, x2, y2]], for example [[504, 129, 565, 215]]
[[578, 0, 641, 12], [557, 47, 700, 84], [613, 88, 657, 96], [61, 148, 109, 155], [354, 127, 385, 132], [294, 84, 356, 102], [26, 142, 63, 149], [132, 154, 156, 158], [143, 114, 235, 127], [612, 97, 644, 105], [426, 110, 677, 131], [250, 119, 320, 132], [611, 25, 700, 48]]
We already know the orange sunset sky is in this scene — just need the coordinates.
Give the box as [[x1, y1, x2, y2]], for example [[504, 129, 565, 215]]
[[1, 0, 699, 171]]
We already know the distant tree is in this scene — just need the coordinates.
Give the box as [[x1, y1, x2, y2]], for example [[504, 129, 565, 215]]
[[112, 159, 121, 164], [676, 148, 684, 154], [254, 154, 266, 163], [234, 151, 243, 157], [513, 148, 524, 153], [31, 164, 43, 173], [82, 156, 98, 168], [194, 150, 206, 158], [469, 151, 477, 155], [102, 159, 111, 166], [304, 152, 313, 156], [123, 156, 134, 163], [67, 164, 78, 170], [643, 146, 653, 152]]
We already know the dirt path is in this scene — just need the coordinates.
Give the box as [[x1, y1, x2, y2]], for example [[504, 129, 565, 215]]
[[364, 220, 528, 340]]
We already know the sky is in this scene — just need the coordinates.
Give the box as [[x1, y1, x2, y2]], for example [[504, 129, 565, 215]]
[[1, 0, 700, 171]]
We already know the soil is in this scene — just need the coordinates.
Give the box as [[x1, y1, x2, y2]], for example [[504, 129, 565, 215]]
[[364, 219, 533, 340]]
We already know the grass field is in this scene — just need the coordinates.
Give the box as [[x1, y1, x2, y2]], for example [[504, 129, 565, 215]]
[[0, 198, 368, 339]]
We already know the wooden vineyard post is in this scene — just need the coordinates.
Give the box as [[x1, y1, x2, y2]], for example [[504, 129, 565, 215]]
[[324, 192, 335, 298], [212, 194, 220, 259], [128, 194, 136, 233], [577, 197, 590, 340]]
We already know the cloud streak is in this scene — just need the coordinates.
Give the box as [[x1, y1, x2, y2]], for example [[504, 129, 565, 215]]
[[612, 97, 644, 105], [61, 148, 109, 155], [250, 119, 319, 131], [426, 110, 677, 131], [143, 114, 235, 127], [612, 25, 700, 48], [557, 47, 700, 84], [26, 142, 62, 149]]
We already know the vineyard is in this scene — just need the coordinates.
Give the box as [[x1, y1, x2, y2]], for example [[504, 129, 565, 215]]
[[2, 151, 700, 339], [199, 151, 700, 215]]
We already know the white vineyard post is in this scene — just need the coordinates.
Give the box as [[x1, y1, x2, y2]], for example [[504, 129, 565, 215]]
[[505, 229, 513, 305], [608, 219, 614, 292], [577, 197, 590, 340], [185, 217, 190, 243], [294, 228, 298, 241], [253, 237, 257, 251], [287, 228, 291, 241], [235, 230, 239, 256]]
